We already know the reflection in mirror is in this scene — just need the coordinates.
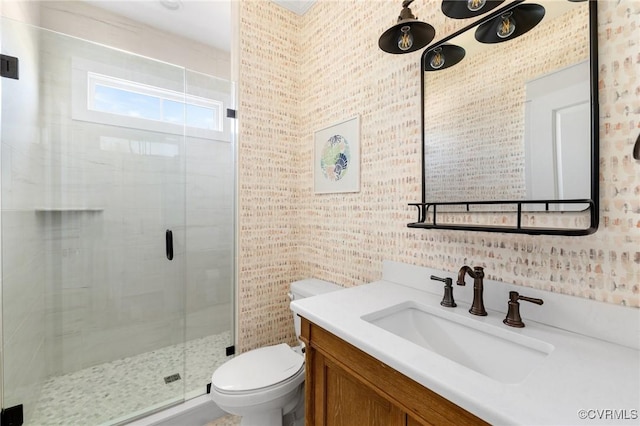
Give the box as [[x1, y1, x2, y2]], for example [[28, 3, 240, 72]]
[[474, 3, 546, 43], [424, 44, 466, 71], [422, 0, 591, 215]]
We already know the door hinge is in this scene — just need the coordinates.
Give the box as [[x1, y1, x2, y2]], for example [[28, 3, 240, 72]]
[[1, 404, 24, 426], [226, 108, 236, 119], [1, 54, 19, 80], [225, 345, 235, 356]]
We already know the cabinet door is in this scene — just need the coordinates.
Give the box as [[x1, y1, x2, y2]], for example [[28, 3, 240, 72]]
[[312, 351, 404, 426], [301, 319, 488, 426]]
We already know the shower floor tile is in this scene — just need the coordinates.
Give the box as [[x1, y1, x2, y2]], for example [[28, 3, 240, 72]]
[[27, 331, 232, 426]]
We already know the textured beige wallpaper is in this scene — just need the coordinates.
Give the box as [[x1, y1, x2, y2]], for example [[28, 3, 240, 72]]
[[236, 1, 302, 351], [237, 0, 640, 352]]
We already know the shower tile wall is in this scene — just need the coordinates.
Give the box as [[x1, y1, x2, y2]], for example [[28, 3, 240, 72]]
[[186, 135, 234, 342]]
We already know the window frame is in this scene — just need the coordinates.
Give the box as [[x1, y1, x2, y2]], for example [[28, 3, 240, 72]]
[[72, 57, 231, 142]]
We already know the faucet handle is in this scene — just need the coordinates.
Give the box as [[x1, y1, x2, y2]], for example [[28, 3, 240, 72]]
[[430, 275, 456, 308], [503, 291, 543, 328]]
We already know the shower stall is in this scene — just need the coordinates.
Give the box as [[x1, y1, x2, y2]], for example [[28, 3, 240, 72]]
[[0, 13, 235, 426]]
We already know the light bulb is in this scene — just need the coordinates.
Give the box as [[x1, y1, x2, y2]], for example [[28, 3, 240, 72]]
[[497, 12, 516, 39], [398, 26, 413, 51], [467, 0, 486, 12], [429, 48, 445, 69]]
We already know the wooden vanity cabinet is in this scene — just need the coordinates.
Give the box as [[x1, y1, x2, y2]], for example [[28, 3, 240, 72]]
[[299, 318, 488, 426]]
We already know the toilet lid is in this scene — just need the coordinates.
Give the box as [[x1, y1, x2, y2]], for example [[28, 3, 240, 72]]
[[212, 343, 304, 392]]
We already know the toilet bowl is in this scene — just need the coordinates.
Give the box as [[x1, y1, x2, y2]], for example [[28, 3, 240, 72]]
[[210, 279, 342, 426], [210, 343, 305, 425]]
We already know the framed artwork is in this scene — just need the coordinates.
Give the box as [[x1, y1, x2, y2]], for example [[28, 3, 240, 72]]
[[313, 115, 360, 194]]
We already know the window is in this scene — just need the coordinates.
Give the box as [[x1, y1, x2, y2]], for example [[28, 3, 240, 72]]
[[71, 57, 232, 142], [87, 72, 223, 132]]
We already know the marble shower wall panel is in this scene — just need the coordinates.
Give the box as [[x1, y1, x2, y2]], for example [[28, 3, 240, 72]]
[[186, 136, 234, 341]]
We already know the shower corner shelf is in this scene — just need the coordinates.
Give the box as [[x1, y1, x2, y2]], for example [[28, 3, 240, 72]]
[[35, 207, 104, 213]]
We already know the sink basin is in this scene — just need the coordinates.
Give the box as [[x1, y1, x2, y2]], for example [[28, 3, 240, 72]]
[[361, 301, 554, 384]]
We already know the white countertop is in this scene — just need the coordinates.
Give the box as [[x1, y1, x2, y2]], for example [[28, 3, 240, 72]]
[[291, 264, 640, 425]]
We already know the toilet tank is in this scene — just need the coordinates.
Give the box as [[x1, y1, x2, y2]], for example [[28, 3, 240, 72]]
[[289, 279, 342, 339]]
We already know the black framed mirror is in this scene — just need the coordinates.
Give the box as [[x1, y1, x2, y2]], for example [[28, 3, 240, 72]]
[[409, 0, 598, 235]]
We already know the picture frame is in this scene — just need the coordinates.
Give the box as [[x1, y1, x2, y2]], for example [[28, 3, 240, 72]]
[[313, 115, 360, 194]]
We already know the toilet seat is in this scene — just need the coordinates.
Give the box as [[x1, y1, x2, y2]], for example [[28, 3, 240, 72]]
[[212, 343, 304, 392], [210, 344, 305, 409]]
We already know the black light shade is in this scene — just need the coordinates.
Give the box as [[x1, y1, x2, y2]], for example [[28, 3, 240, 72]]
[[441, 0, 505, 19], [379, 0, 435, 54], [379, 20, 436, 54], [424, 44, 466, 71], [475, 3, 545, 44]]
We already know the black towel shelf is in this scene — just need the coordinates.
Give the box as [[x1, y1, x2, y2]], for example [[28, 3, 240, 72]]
[[408, 199, 597, 236]]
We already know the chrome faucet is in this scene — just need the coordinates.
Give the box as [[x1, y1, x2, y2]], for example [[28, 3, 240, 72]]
[[456, 266, 487, 316]]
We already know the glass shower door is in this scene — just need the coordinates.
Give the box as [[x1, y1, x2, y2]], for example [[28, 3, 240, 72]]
[[184, 70, 236, 400], [1, 18, 187, 425]]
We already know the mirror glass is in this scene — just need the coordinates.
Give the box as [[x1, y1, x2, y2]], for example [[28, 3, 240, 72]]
[[422, 0, 593, 214]]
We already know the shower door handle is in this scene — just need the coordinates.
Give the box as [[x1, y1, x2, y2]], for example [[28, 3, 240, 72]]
[[166, 229, 174, 260]]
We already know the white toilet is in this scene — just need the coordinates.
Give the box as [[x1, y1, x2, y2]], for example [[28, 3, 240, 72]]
[[210, 279, 342, 426]]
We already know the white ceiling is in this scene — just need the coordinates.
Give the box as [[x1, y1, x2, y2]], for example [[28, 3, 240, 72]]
[[86, 0, 317, 53]]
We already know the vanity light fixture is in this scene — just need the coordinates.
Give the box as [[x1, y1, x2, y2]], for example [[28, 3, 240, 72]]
[[475, 3, 545, 44], [378, 0, 435, 54], [441, 0, 505, 19], [424, 44, 466, 71]]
